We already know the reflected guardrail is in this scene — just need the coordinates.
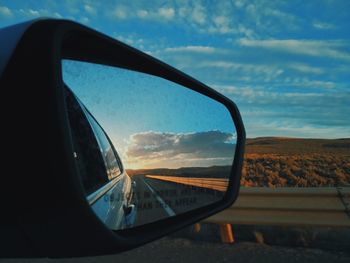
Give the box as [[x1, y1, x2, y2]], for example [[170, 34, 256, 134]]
[[145, 175, 228, 192]]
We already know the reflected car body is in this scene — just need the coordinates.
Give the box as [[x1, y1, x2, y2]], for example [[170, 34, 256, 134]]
[[87, 170, 137, 230], [65, 87, 137, 230]]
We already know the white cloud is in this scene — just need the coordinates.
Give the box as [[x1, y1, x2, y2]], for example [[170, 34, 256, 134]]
[[112, 6, 128, 19], [53, 12, 63, 18], [264, 8, 298, 27], [288, 79, 336, 89], [114, 34, 145, 49], [238, 39, 350, 61], [288, 63, 324, 74], [80, 17, 89, 24], [177, 2, 207, 26], [137, 9, 148, 18], [214, 86, 350, 138], [0, 6, 13, 18], [164, 46, 218, 54], [110, 5, 175, 22], [196, 61, 240, 69], [214, 85, 348, 106], [18, 8, 49, 18], [192, 2, 206, 24], [14, 8, 67, 19], [234, 0, 245, 8], [243, 2, 300, 34], [28, 9, 40, 17], [84, 4, 96, 15], [104, 1, 304, 38], [246, 121, 350, 139], [126, 131, 236, 168], [313, 21, 335, 30], [211, 15, 234, 34], [158, 7, 175, 20], [188, 60, 284, 79], [107, 2, 237, 35], [237, 24, 255, 39]]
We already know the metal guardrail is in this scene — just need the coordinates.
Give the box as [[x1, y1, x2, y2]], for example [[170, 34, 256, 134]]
[[146, 175, 350, 227], [146, 174, 350, 242], [204, 187, 350, 227]]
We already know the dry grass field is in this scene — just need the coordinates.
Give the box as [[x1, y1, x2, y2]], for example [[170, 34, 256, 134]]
[[241, 137, 350, 187]]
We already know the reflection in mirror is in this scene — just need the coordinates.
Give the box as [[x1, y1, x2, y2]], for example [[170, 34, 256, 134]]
[[62, 60, 237, 230]]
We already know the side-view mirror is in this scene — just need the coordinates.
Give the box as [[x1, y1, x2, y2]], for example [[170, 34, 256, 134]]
[[0, 19, 245, 258]]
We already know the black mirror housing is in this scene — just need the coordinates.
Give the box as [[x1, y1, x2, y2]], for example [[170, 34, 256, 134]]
[[0, 19, 245, 258]]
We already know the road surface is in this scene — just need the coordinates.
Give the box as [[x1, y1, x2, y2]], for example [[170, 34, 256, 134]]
[[131, 174, 225, 226]]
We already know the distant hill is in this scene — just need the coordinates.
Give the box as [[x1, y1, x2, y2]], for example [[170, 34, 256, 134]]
[[126, 165, 232, 179], [245, 137, 350, 155], [127, 137, 350, 187]]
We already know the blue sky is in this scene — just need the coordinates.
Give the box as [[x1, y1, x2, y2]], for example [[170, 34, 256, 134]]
[[1, 0, 349, 167]]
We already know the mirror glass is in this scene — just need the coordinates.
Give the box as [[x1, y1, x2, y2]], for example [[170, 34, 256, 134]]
[[62, 60, 237, 230]]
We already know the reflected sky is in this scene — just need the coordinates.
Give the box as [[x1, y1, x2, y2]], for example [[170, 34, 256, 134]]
[[62, 60, 236, 169]]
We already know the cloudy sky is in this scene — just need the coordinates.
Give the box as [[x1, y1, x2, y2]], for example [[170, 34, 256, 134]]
[[1, 0, 349, 168]]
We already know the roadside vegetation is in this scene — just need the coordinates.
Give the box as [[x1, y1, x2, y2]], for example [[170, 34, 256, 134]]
[[241, 137, 350, 187]]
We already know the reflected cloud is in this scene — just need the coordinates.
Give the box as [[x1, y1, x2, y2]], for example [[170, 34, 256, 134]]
[[126, 130, 236, 169]]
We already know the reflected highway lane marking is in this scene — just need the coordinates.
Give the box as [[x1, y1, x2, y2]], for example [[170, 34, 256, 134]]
[[142, 178, 176, 216]]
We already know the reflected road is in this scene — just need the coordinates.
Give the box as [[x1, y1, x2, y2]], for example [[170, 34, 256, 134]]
[[132, 175, 226, 226]]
